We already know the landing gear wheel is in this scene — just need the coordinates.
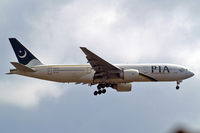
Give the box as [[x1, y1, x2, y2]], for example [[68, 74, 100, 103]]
[[97, 85, 101, 90], [105, 84, 110, 87], [176, 86, 180, 90], [101, 84, 105, 88], [98, 90, 102, 94], [95, 83, 110, 95], [102, 89, 106, 94], [94, 91, 98, 96]]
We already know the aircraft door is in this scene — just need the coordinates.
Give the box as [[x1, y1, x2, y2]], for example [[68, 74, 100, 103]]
[[47, 67, 53, 75], [143, 66, 149, 74]]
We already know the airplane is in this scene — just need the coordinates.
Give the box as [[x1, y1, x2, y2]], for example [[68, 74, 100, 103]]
[[7, 38, 194, 95]]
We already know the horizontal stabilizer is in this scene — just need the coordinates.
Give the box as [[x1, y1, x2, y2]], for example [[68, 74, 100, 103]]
[[5, 72, 12, 75], [10, 62, 35, 72]]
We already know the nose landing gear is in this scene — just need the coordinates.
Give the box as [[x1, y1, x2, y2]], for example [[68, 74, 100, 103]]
[[176, 81, 182, 90], [176, 85, 180, 90]]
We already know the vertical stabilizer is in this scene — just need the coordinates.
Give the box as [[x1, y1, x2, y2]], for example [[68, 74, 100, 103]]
[[9, 38, 43, 67]]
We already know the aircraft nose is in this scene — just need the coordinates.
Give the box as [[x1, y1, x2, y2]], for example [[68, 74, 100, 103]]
[[189, 71, 194, 77]]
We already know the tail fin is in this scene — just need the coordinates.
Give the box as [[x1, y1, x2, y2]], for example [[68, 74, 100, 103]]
[[9, 38, 43, 67]]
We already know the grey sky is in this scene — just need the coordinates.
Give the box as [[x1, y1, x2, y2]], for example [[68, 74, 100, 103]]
[[0, 0, 200, 133]]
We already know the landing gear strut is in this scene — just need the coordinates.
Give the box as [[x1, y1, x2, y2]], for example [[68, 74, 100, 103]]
[[176, 81, 182, 90], [93, 84, 108, 96]]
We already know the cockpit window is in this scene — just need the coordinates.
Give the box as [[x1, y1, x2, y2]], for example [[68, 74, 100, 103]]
[[179, 68, 185, 72]]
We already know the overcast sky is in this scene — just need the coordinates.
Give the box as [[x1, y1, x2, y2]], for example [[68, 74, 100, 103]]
[[0, 0, 200, 133]]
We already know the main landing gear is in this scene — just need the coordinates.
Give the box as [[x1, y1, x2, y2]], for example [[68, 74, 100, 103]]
[[94, 84, 111, 96], [93, 89, 106, 96], [176, 81, 182, 90]]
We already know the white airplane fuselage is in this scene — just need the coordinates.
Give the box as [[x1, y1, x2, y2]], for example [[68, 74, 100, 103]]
[[10, 63, 194, 84], [8, 38, 194, 94]]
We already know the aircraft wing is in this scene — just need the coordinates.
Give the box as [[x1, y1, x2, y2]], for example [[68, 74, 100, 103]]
[[80, 47, 121, 80]]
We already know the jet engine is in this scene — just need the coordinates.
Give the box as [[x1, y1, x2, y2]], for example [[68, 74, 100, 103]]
[[113, 83, 132, 92], [120, 69, 139, 82]]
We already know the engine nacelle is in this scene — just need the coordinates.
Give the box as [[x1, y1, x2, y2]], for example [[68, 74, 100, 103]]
[[113, 83, 132, 92], [120, 69, 139, 82]]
